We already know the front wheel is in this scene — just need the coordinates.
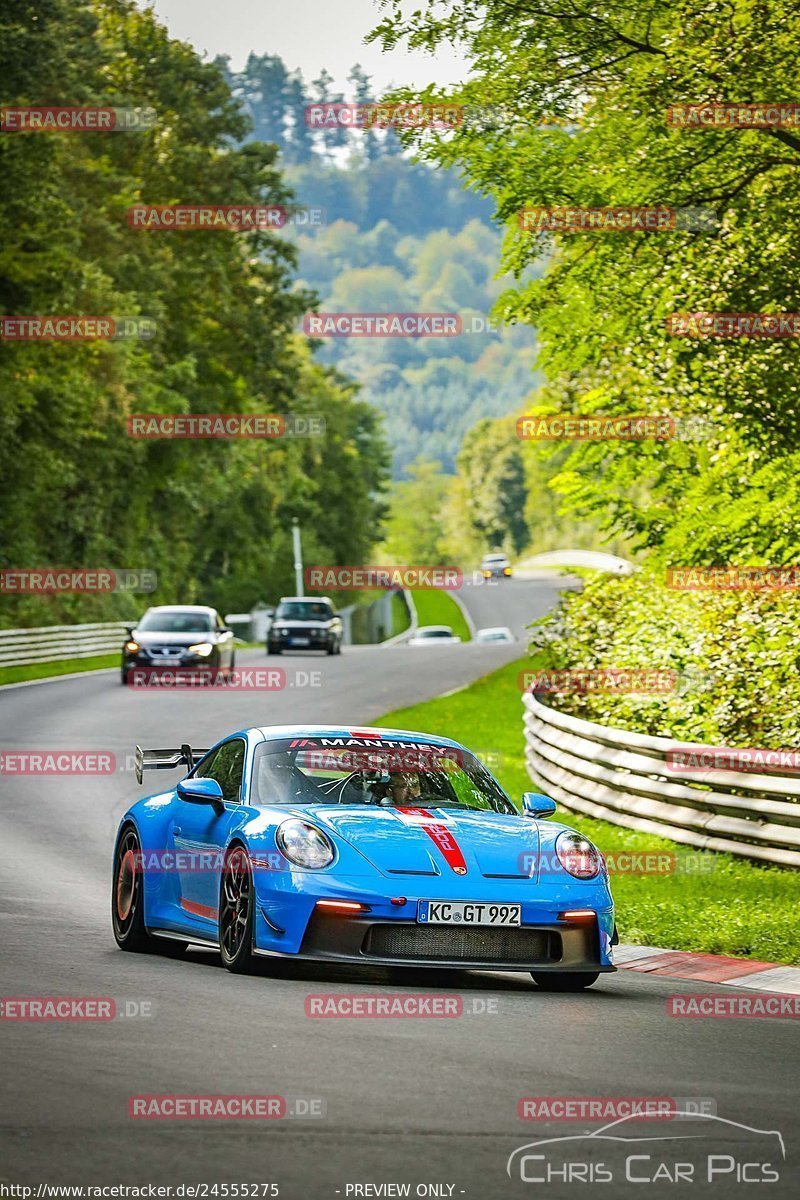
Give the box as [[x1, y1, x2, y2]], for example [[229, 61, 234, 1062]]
[[531, 972, 599, 992], [219, 845, 255, 973], [267, 644, 280, 656]]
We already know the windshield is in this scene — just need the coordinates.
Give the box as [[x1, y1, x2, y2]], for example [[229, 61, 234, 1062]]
[[137, 610, 214, 633], [251, 738, 516, 814], [275, 602, 332, 621], [418, 629, 451, 638]]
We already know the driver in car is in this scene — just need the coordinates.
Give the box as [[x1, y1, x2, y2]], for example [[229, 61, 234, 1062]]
[[370, 770, 422, 806]]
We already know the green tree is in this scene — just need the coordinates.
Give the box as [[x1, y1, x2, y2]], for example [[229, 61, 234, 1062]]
[[378, 458, 452, 562], [456, 417, 529, 554], [369, 0, 800, 562]]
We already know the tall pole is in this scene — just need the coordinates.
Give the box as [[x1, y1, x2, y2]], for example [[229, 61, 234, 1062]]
[[292, 518, 304, 596]]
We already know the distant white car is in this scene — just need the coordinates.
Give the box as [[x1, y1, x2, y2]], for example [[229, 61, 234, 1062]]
[[481, 553, 512, 579], [474, 626, 515, 644], [407, 625, 462, 646]]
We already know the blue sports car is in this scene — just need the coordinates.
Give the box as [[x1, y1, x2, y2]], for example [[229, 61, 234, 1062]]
[[112, 725, 616, 990]]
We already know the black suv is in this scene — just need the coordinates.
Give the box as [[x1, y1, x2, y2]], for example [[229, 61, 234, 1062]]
[[267, 597, 343, 655]]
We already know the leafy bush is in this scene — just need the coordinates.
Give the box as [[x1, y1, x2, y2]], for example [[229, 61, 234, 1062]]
[[527, 572, 800, 747]]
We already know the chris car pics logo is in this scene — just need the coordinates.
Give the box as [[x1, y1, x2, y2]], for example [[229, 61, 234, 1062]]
[[507, 1112, 784, 1185]]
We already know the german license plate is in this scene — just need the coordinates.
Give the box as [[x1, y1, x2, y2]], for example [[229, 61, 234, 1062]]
[[289, 637, 310, 646], [417, 901, 521, 926], [157, 656, 181, 665]]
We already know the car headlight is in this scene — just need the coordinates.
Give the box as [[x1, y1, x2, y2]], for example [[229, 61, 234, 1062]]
[[276, 820, 335, 869], [124, 641, 139, 653], [188, 642, 214, 656], [555, 831, 602, 879]]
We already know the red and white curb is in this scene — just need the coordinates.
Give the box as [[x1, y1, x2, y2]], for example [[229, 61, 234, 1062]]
[[616, 943, 800, 994]]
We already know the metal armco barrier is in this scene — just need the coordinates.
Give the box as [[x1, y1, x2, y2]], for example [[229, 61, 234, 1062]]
[[0, 622, 128, 667], [523, 692, 800, 868]]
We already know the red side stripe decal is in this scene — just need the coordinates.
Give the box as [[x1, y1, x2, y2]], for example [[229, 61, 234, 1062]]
[[180, 898, 218, 921], [397, 807, 467, 874]]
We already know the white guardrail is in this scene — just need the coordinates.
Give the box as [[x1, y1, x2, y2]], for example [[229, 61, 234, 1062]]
[[0, 622, 128, 667], [523, 692, 800, 868]]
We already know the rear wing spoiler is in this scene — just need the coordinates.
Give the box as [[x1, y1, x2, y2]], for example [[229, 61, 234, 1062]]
[[134, 743, 210, 786]]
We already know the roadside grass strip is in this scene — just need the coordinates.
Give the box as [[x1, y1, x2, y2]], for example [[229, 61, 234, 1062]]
[[411, 588, 472, 642]]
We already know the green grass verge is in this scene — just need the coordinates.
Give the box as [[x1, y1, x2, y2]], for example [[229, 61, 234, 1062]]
[[390, 591, 411, 638], [373, 657, 800, 965], [411, 588, 471, 642], [0, 653, 119, 686]]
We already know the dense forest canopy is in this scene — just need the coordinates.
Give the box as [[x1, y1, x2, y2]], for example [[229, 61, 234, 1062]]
[[0, 0, 389, 626]]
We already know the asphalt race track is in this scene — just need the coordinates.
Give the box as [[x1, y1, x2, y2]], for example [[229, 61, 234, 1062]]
[[0, 578, 796, 1197]]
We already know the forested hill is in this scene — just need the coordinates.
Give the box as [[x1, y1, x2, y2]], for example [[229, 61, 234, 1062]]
[[218, 54, 540, 475]]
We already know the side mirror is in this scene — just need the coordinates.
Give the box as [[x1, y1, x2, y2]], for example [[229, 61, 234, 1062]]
[[125, 626, 135, 638], [178, 776, 224, 814], [522, 792, 557, 818]]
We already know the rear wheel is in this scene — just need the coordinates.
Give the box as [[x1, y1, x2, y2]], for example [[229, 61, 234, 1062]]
[[112, 825, 189, 956], [531, 972, 599, 992], [219, 845, 255, 973], [112, 826, 150, 951]]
